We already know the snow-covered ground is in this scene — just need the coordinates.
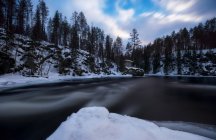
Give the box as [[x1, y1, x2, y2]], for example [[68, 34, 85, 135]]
[[145, 73, 216, 78], [0, 73, 131, 88], [47, 107, 212, 140]]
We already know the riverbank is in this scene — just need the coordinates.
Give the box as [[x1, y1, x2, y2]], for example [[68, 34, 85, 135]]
[[0, 73, 132, 88]]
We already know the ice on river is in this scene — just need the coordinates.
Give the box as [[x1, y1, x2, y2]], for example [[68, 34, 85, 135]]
[[47, 107, 212, 140]]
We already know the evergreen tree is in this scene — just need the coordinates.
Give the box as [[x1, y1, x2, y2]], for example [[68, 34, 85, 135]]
[[6, 0, 16, 33], [125, 42, 132, 59], [87, 26, 97, 55], [143, 45, 150, 73], [71, 11, 79, 30], [164, 36, 173, 75], [39, 0, 48, 40], [180, 28, 190, 51], [78, 12, 87, 31], [24, 0, 33, 36], [205, 18, 216, 49], [152, 39, 162, 74], [17, 0, 28, 34], [0, 0, 5, 27], [191, 47, 197, 74], [47, 18, 52, 42], [22, 41, 38, 76], [31, 6, 42, 40], [78, 12, 88, 50], [118, 54, 125, 72], [105, 35, 112, 62], [176, 40, 182, 75], [113, 36, 123, 70], [130, 28, 141, 62], [98, 30, 105, 61], [70, 25, 79, 51], [130, 28, 141, 49], [51, 11, 60, 45], [61, 17, 70, 46]]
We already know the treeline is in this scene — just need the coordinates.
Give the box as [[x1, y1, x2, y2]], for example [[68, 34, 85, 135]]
[[1, 0, 216, 76], [0, 0, 128, 75], [127, 18, 216, 75]]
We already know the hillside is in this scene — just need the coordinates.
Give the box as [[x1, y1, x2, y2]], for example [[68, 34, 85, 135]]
[[0, 28, 121, 78], [146, 49, 216, 76]]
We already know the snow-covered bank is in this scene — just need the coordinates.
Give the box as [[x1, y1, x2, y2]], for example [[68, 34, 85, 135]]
[[145, 74, 216, 78], [47, 107, 212, 140], [0, 73, 131, 88]]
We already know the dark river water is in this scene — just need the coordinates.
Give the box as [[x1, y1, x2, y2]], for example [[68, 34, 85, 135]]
[[0, 77, 216, 140]]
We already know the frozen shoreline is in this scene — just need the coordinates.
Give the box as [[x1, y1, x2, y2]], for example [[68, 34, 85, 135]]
[[1, 73, 216, 88], [0, 73, 132, 88]]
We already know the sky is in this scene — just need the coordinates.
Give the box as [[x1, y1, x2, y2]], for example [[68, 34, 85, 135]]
[[33, 0, 216, 45]]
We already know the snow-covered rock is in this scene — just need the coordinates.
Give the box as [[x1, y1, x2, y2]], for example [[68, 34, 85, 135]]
[[47, 107, 211, 140]]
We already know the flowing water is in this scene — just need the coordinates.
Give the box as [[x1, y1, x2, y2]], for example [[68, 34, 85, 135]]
[[0, 77, 216, 140]]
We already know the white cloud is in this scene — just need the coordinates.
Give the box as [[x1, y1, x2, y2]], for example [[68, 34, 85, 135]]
[[44, 0, 215, 45], [152, 0, 197, 13], [141, 12, 203, 23], [116, 6, 135, 23], [166, 0, 196, 13], [62, 0, 130, 39]]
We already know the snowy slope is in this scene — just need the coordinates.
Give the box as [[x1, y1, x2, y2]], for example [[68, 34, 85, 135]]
[[47, 107, 212, 140], [0, 28, 124, 82]]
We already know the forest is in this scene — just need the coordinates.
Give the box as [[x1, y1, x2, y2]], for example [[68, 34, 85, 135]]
[[0, 0, 216, 76]]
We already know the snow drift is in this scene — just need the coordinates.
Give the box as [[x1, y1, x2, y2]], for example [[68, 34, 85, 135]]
[[47, 107, 211, 140]]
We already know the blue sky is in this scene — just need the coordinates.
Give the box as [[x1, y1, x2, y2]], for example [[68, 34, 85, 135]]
[[33, 0, 216, 44]]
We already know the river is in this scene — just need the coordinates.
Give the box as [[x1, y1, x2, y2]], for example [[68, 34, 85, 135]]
[[0, 77, 216, 140]]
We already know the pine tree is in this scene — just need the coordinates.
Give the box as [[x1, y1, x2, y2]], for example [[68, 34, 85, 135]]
[[17, 0, 28, 34], [61, 17, 70, 46], [31, 6, 42, 40], [118, 54, 125, 72], [6, 0, 16, 33], [173, 32, 182, 75], [24, 0, 33, 36], [51, 11, 60, 45], [152, 39, 162, 74], [23, 41, 38, 76], [143, 46, 150, 73], [70, 25, 79, 51], [164, 36, 173, 75], [130, 28, 141, 49], [98, 30, 105, 61], [47, 18, 52, 42], [125, 42, 132, 59], [205, 18, 216, 49], [180, 28, 190, 51], [70, 24, 79, 72], [87, 26, 97, 55], [0, 0, 5, 27], [130, 28, 141, 62], [191, 46, 197, 74], [78, 12, 88, 50], [105, 35, 112, 62], [177, 51, 181, 74], [113, 36, 123, 70], [71, 11, 79, 30], [39, 0, 48, 40]]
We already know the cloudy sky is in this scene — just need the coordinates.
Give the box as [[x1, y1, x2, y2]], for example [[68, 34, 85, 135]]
[[33, 0, 216, 44]]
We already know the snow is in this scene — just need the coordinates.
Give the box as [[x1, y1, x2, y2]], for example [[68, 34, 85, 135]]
[[145, 74, 216, 78], [0, 73, 131, 88], [155, 121, 216, 139], [47, 107, 212, 140]]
